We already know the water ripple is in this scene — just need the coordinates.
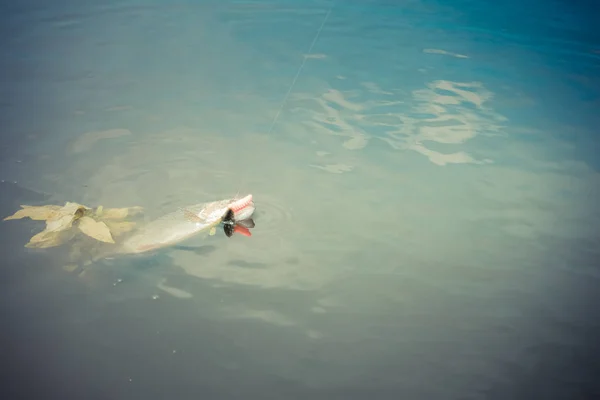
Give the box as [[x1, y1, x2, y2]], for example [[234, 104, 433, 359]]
[[251, 194, 294, 237]]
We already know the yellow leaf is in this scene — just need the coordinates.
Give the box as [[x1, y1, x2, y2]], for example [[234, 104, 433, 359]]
[[77, 216, 115, 243], [46, 214, 76, 232], [104, 220, 137, 237], [101, 208, 128, 219], [73, 206, 87, 221], [25, 229, 75, 249], [96, 205, 104, 216], [3, 205, 61, 221], [102, 206, 143, 220], [38, 203, 90, 233], [61, 202, 89, 218], [25, 236, 62, 248], [27, 229, 57, 245]]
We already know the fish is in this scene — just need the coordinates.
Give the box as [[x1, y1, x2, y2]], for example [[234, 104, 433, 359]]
[[117, 194, 255, 255]]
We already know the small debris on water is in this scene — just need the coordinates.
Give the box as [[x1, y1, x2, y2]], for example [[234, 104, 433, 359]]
[[152, 294, 159, 300], [113, 278, 123, 286], [172, 350, 177, 354]]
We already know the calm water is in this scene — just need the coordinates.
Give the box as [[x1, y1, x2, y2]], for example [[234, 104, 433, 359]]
[[1, 1, 599, 399]]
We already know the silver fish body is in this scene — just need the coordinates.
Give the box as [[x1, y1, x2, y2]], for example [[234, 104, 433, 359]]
[[117, 195, 255, 255]]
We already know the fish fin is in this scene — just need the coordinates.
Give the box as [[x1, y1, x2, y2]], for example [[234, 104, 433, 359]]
[[181, 208, 202, 223]]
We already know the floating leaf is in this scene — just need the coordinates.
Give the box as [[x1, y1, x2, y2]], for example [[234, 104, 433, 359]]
[[21, 204, 83, 248], [40, 202, 89, 233], [61, 202, 89, 217], [209, 226, 216, 236], [26, 234, 63, 248], [73, 206, 87, 220], [46, 214, 77, 233], [24, 218, 75, 249], [101, 206, 143, 220], [130, 206, 143, 215], [103, 208, 129, 219], [104, 220, 136, 237], [27, 230, 60, 246], [25, 228, 76, 249], [77, 216, 115, 243], [3, 205, 61, 221], [6, 201, 141, 249]]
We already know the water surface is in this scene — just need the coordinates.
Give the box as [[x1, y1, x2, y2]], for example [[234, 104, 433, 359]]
[[1, 1, 599, 399]]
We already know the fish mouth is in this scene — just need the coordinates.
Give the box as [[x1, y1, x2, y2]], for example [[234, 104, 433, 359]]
[[229, 194, 255, 221]]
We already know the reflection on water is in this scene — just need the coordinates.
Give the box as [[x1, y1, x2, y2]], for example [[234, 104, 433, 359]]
[[293, 78, 505, 166], [1, 0, 599, 398]]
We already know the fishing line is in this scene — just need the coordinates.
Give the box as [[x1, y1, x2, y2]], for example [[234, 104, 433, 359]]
[[233, 3, 334, 201], [266, 2, 334, 135]]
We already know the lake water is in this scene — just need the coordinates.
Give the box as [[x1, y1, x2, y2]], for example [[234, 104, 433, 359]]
[[1, 1, 599, 399]]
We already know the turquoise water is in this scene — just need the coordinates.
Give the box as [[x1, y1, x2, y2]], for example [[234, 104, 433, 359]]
[[1, 1, 599, 398]]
